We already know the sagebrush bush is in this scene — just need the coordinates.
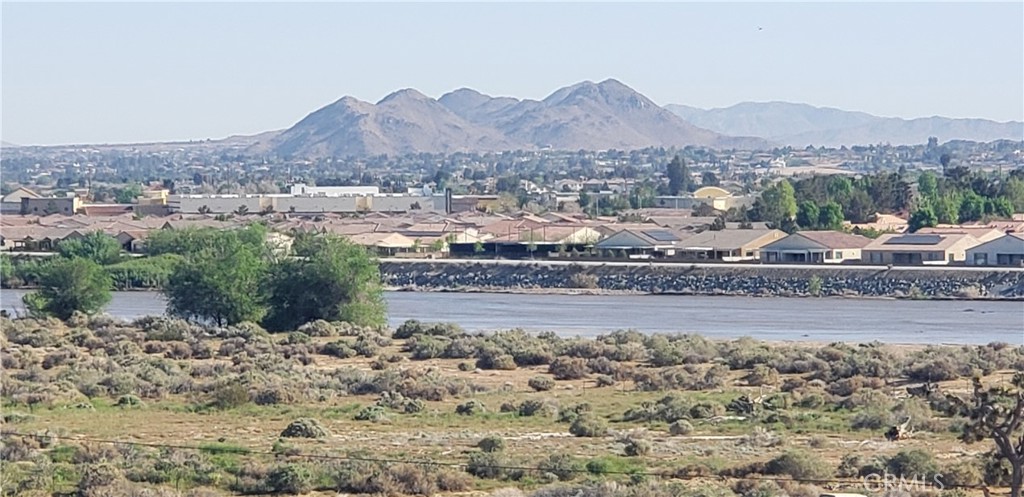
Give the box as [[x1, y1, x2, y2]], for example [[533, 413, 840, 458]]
[[478, 436, 506, 453], [518, 399, 559, 418], [354, 405, 390, 422], [619, 434, 652, 457], [280, 418, 330, 438], [538, 453, 582, 482], [456, 399, 486, 416], [886, 449, 939, 479], [569, 414, 608, 437], [765, 450, 832, 481], [668, 420, 693, 436], [209, 383, 249, 410], [528, 376, 556, 392], [466, 451, 505, 479], [549, 357, 589, 380], [266, 464, 313, 495]]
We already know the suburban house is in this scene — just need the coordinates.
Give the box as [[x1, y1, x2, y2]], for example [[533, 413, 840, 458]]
[[676, 229, 786, 261], [862, 233, 981, 265], [760, 231, 872, 264], [1, 187, 41, 215], [20, 195, 79, 216], [916, 226, 1006, 243], [654, 186, 756, 211], [116, 230, 150, 253], [594, 228, 692, 257], [965, 233, 1024, 266], [346, 232, 417, 256]]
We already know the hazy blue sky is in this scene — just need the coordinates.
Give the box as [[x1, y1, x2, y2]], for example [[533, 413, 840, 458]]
[[3, 2, 1022, 145]]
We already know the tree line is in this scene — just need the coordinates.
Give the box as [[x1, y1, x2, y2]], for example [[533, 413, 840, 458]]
[[748, 167, 1023, 233], [15, 226, 386, 331]]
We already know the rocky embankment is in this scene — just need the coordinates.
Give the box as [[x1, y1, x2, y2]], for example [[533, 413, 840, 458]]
[[380, 261, 1024, 299]]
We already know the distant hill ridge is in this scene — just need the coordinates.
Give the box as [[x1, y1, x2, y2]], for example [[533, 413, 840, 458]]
[[666, 101, 1024, 147], [257, 79, 768, 158]]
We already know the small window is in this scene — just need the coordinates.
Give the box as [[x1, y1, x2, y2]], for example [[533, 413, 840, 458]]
[[835, 250, 843, 259]]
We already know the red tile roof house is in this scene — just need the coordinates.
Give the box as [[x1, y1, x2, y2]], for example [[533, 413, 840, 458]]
[[760, 231, 873, 264]]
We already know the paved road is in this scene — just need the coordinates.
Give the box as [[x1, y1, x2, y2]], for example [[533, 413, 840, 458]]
[[381, 258, 1024, 273]]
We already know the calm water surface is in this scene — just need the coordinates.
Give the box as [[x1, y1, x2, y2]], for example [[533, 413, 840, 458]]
[[1, 289, 1021, 345]]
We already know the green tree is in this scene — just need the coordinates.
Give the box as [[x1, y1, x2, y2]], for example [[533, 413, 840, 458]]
[[1001, 177, 1024, 212], [701, 171, 720, 187], [817, 201, 845, 231], [917, 171, 939, 199], [263, 236, 386, 331], [113, 184, 142, 204], [908, 206, 938, 232], [666, 156, 689, 195], [988, 197, 1014, 218], [57, 231, 122, 265], [959, 191, 987, 222], [796, 201, 820, 230], [754, 180, 797, 229], [935, 194, 960, 224], [162, 228, 270, 326], [23, 258, 112, 320]]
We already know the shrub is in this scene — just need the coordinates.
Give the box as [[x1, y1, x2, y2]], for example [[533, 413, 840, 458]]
[[476, 348, 518, 371], [528, 376, 556, 392], [466, 451, 505, 479], [688, 402, 725, 419], [765, 450, 833, 481], [907, 358, 962, 382], [569, 414, 608, 437], [668, 420, 694, 436], [387, 463, 438, 496], [538, 454, 581, 481], [435, 469, 472, 492], [549, 357, 589, 380], [405, 335, 450, 360], [557, 403, 593, 424], [253, 386, 297, 406], [620, 434, 653, 457], [209, 383, 250, 410], [940, 460, 984, 488], [77, 462, 124, 497], [886, 449, 939, 480], [518, 399, 559, 418], [743, 365, 780, 386], [478, 436, 506, 453], [298, 319, 336, 337], [456, 399, 486, 416], [394, 319, 426, 339], [320, 340, 356, 359], [352, 337, 380, 357], [594, 375, 616, 387], [266, 464, 313, 495], [115, 395, 144, 408], [280, 418, 330, 438], [354, 405, 390, 422]]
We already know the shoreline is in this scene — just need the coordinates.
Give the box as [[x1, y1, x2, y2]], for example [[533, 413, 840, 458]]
[[5, 284, 1024, 302]]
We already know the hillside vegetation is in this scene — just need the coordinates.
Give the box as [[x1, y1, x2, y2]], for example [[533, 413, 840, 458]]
[[3, 315, 1022, 497]]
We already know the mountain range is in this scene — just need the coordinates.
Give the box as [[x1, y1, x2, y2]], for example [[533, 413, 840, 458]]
[[666, 102, 1024, 148], [256, 79, 768, 158]]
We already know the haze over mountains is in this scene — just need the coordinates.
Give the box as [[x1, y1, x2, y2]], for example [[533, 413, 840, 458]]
[[8, 80, 1019, 156], [667, 102, 1024, 148], [260, 79, 768, 158]]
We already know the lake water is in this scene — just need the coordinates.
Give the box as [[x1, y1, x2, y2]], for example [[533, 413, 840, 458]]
[[1, 289, 1021, 345]]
